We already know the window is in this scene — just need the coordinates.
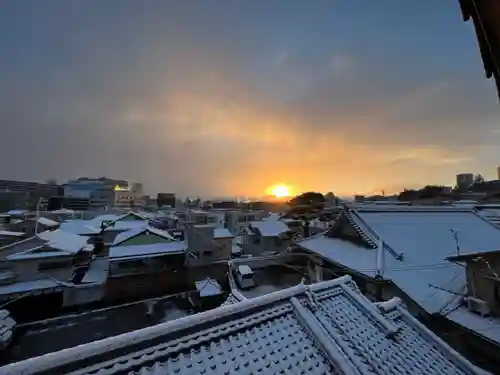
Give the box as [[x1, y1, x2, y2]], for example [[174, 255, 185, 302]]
[[38, 260, 72, 271], [203, 250, 213, 256]]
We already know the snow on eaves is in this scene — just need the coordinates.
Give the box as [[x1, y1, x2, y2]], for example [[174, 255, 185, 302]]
[[250, 220, 289, 237], [109, 242, 186, 260], [112, 226, 174, 246], [195, 278, 222, 297], [214, 228, 233, 239], [37, 229, 89, 254], [37, 217, 60, 228]]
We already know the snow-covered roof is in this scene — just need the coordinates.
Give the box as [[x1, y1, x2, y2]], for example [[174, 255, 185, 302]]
[[112, 226, 174, 246], [195, 278, 222, 297], [7, 210, 27, 216], [447, 307, 500, 346], [0, 278, 65, 298], [299, 206, 500, 314], [250, 220, 289, 237], [37, 229, 89, 254], [59, 220, 101, 235], [104, 220, 149, 232], [213, 227, 233, 239], [4, 276, 486, 375], [109, 242, 186, 260], [298, 235, 378, 277], [0, 230, 24, 237], [90, 214, 120, 226], [238, 264, 253, 275], [50, 208, 75, 215], [81, 258, 109, 284], [113, 211, 149, 222], [37, 217, 60, 228], [220, 292, 245, 306]]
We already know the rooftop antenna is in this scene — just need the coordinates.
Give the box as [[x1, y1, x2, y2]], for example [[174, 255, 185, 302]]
[[449, 228, 460, 256]]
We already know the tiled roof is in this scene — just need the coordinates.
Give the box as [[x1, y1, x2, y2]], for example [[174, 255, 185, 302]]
[[59, 220, 101, 235], [300, 206, 500, 314], [37, 229, 89, 254], [220, 293, 245, 306], [195, 278, 222, 297], [109, 242, 186, 260], [2, 276, 486, 375]]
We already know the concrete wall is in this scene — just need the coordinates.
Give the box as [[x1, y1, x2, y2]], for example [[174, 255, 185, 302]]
[[63, 283, 105, 307]]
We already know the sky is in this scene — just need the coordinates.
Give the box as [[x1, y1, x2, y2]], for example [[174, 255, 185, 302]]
[[1, 1, 499, 197]]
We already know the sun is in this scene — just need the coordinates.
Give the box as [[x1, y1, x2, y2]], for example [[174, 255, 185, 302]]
[[266, 184, 292, 199]]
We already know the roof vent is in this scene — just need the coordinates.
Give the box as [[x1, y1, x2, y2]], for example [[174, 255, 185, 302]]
[[465, 296, 491, 317]]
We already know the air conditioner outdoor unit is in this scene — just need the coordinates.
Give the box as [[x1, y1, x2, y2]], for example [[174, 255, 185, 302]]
[[466, 296, 491, 316]]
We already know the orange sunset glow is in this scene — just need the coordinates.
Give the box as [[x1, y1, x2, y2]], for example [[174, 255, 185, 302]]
[[266, 184, 293, 199]]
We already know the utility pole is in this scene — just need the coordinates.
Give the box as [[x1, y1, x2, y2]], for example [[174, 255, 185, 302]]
[[450, 228, 460, 256]]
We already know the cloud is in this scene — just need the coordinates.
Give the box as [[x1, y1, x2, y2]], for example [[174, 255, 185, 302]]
[[0, 1, 499, 197]]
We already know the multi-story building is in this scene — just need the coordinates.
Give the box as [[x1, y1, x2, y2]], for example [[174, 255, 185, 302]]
[[113, 182, 145, 209], [62, 177, 125, 210], [0, 180, 61, 210], [157, 193, 176, 208], [456, 173, 474, 190]]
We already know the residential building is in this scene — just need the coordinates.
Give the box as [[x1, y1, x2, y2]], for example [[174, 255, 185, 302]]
[[457, 173, 475, 190], [224, 209, 267, 234], [7, 217, 60, 236], [442, 249, 500, 368], [0, 229, 98, 320], [106, 225, 186, 300], [0, 230, 26, 247], [4, 276, 487, 375], [296, 205, 500, 371], [157, 193, 176, 208], [185, 225, 233, 266], [243, 219, 291, 256]]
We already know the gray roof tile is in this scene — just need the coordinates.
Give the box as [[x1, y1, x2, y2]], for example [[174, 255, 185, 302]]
[[2, 276, 488, 375]]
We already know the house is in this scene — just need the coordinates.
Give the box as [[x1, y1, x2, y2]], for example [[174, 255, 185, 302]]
[[0, 229, 96, 320], [106, 226, 186, 300], [4, 276, 488, 375], [186, 225, 233, 266], [0, 230, 26, 247], [244, 219, 291, 256], [191, 277, 224, 310], [224, 209, 267, 234], [440, 249, 500, 369], [296, 205, 500, 371], [7, 216, 60, 236]]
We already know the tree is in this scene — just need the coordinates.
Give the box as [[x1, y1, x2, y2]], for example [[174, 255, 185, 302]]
[[289, 192, 325, 207], [474, 173, 485, 184], [46, 178, 58, 185]]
